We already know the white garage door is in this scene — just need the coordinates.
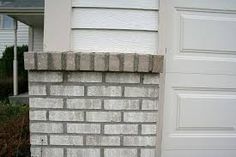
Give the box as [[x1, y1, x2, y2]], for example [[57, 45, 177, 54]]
[[162, 0, 236, 156]]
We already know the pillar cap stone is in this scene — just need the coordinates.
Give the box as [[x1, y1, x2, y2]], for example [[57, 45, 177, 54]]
[[24, 52, 164, 73]]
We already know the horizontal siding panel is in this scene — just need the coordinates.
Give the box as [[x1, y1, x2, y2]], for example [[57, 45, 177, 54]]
[[33, 27, 43, 51], [0, 21, 28, 56], [71, 30, 158, 54], [72, 9, 158, 31], [72, 0, 159, 10]]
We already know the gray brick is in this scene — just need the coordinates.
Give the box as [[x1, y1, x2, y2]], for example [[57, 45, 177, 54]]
[[141, 124, 157, 135], [65, 53, 76, 70], [86, 136, 120, 146], [30, 98, 63, 109], [67, 72, 102, 82], [29, 84, 46, 96], [80, 53, 92, 70], [142, 100, 158, 110], [123, 54, 135, 72], [143, 74, 159, 84], [104, 149, 137, 157], [29, 72, 63, 82], [109, 54, 120, 71], [50, 85, 84, 96], [94, 53, 106, 71], [124, 112, 157, 122], [37, 53, 48, 70], [123, 136, 156, 146], [50, 135, 83, 146], [141, 149, 156, 157], [30, 123, 63, 133], [105, 73, 140, 83], [67, 99, 102, 109], [50, 53, 62, 70], [138, 55, 149, 72], [104, 100, 139, 110], [104, 124, 138, 135], [86, 112, 121, 122], [49, 111, 84, 121], [87, 86, 122, 97], [124, 87, 158, 98], [24, 53, 35, 70], [30, 110, 47, 121], [67, 148, 100, 157], [31, 148, 64, 157], [30, 134, 48, 145], [67, 123, 101, 134], [152, 55, 164, 73]]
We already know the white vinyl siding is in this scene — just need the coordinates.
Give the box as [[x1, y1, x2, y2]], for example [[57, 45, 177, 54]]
[[32, 27, 44, 51], [0, 21, 28, 57], [71, 0, 159, 54]]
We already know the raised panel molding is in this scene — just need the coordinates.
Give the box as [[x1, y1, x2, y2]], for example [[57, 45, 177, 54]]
[[178, 9, 236, 55], [174, 88, 236, 132]]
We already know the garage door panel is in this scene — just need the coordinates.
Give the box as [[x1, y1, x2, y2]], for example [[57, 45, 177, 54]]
[[166, 8, 236, 75], [180, 11, 236, 54], [163, 74, 236, 150]]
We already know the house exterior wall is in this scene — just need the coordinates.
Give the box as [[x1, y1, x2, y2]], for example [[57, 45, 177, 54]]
[[71, 0, 159, 54], [27, 0, 163, 157], [25, 52, 163, 157], [32, 27, 44, 51], [44, 0, 159, 54], [0, 21, 28, 57]]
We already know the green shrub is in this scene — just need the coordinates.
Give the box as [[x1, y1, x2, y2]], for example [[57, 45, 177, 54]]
[[0, 101, 30, 157], [0, 45, 28, 99]]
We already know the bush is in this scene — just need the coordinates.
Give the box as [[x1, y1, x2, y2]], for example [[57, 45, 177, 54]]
[[0, 101, 30, 157], [0, 45, 28, 99]]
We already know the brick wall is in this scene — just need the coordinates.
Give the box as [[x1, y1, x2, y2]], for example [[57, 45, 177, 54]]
[[25, 52, 163, 157]]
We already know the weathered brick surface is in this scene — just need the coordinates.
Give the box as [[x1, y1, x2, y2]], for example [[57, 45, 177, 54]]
[[141, 124, 157, 135], [29, 84, 47, 96], [50, 135, 83, 145], [50, 85, 84, 96], [86, 112, 121, 122], [124, 87, 158, 97], [24, 52, 35, 70], [29, 72, 63, 82], [67, 72, 102, 82], [24, 52, 164, 73], [104, 149, 137, 157], [123, 54, 135, 72], [28, 71, 160, 157], [67, 123, 101, 134], [30, 123, 63, 133], [141, 149, 156, 157], [67, 99, 102, 109], [30, 135, 48, 145], [86, 136, 120, 146], [30, 110, 47, 121], [143, 74, 160, 84], [124, 112, 157, 122], [94, 53, 106, 71], [31, 148, 64, 157], [49, 111, 84, 121], [87, 86, 122, 97], [37, 53, 48, 70], [65, 53, 76, 70], [104, 100, 139, 110], [30, 98, 63, 108], [67, 148, 100, 157], [105, 73, 140, 83], [104, 124, 138, 134], [123, 136, 156, 146], [142, 100, 158, 110]]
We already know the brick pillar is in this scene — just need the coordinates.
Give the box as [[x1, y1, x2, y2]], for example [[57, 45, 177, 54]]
[[25, 52, 163, 157]]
